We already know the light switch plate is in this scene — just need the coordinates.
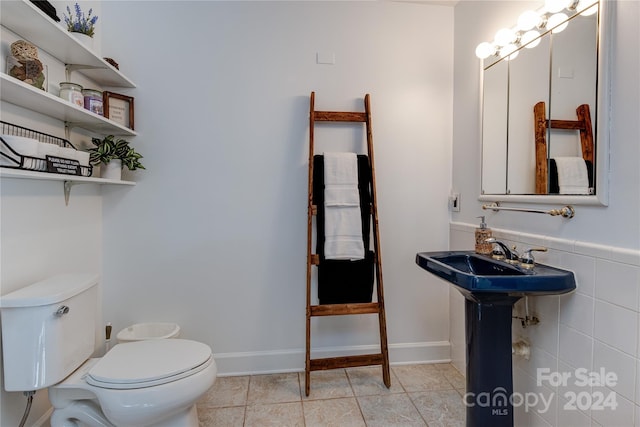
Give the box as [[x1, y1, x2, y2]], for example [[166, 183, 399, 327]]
[[449, 193, 460, 212]]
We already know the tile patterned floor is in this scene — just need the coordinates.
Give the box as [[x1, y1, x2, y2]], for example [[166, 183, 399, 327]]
[[196, 363, 466, 426]]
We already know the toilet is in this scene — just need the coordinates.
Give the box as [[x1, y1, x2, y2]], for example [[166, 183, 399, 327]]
[[0, 274, 217, 427]]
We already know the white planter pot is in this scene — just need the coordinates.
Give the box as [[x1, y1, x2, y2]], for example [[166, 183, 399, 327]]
[[101, 160, 122, 180], [70, 32, 94, 51]]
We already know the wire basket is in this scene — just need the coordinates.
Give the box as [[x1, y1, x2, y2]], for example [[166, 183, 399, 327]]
[[0, 121, 92, 176]]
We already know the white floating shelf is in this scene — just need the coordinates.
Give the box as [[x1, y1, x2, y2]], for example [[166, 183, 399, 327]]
[[1, 0, 140, 202], [0, 0, 136, 88], [2, 168, 135, 205], [0, 168, 136, 185], [1, 75, 137, 137]]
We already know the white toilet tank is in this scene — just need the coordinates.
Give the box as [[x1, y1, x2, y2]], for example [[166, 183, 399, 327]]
[[0, 273, 99, 391]]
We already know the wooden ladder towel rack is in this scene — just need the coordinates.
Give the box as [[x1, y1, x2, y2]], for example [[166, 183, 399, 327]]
[[534, 101, 594, 194], [305, 91, 390, 396]]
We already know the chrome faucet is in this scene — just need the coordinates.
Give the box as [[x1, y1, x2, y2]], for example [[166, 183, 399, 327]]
[[485, 238, 520, 264]]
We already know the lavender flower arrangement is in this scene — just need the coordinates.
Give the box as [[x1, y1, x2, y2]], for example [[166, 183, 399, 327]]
[[63, 3, 98, 37]]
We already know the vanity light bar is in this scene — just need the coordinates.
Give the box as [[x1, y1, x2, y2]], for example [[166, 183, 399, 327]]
[[475, 0, 598, 60], [482, 202, 576, 219]]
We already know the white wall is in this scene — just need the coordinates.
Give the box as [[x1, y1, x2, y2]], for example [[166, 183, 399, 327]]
[[99, 1, 454, 373], [452, 1, 640, 425]]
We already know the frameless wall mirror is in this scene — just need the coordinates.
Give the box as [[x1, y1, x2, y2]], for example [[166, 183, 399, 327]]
[[478, 0, 611, 205]]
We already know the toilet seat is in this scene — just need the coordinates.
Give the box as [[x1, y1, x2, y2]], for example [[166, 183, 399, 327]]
[[87, 339, 213, 390]]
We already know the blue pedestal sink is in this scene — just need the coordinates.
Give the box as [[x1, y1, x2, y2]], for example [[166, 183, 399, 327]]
[[416, 250, 576, 427]]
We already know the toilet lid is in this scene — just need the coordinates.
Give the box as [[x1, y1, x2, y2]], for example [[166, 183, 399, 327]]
[[87, 339, 212, 389]]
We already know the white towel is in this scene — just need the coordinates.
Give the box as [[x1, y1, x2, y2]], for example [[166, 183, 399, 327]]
[[1, 135, 38, 165], [324, 187, 360, 206], [324, 152, 359, 186], [554, 157, 590, 195], [323, 152, 364, 260]]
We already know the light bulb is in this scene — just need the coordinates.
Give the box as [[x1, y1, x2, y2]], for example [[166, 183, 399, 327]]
[[521, 30, 541, 48], [500, 44, 519, 60], [495, 28, 517, 46], [577, 0, 598, 16], [517, 10, 542, 30], [545, 0, 570, 13], [547, 13, 569, 33], [475, 42, 496, 59]]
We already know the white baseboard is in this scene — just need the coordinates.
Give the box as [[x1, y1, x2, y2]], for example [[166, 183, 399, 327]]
[[214, 341, 451, 376], [32, 407, 53, 427]]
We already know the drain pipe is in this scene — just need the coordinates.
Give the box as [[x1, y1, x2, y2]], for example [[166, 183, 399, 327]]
[[513, 296, 540, 328]]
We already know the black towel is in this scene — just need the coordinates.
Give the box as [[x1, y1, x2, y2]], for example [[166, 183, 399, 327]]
[[549, 159, 594, 194], [313, 155, 375, 304]]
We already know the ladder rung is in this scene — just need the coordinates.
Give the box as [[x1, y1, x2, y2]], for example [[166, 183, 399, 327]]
[[310, 302, 380, 316], [310, 204, 373, 215], [310, 353, 384, 371], [548, 119, 585, 130], [310, 255, 378, 265], [313, 111, 367, 122]]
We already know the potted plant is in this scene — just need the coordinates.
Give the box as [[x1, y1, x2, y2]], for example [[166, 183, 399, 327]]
[[88, 135, 144, 180], [63, 3, 98, 49]]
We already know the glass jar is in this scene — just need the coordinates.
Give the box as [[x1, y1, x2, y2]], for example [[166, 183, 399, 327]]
[[82, 88, 103, 115], [59, 82, 84, 107]]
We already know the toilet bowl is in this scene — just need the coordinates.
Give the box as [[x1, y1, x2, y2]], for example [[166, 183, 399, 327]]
[[0, 274, 217, 427], [49, 339, 217, 427]]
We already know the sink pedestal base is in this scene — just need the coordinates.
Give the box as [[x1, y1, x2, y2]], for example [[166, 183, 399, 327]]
[[464, 296, 520, 427]]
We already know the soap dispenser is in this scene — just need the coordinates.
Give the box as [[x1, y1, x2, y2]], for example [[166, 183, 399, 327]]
[[475, 216, 493, 255]]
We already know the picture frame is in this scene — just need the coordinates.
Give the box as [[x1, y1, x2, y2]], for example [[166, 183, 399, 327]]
[[103, 91, 134, 130]]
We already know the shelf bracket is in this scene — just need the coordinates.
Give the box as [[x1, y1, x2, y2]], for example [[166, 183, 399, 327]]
[[63, 121, 84, 132], [63, 180, 79, 206], [65, 64, 107, 81]]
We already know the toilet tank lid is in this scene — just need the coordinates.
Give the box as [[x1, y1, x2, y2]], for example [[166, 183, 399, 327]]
[[0, 273, 99, 308]]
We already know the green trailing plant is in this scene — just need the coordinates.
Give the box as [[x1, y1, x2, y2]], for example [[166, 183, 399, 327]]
[[88, 135, 145, 171]]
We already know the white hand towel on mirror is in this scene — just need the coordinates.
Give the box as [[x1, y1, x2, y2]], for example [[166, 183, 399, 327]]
[[554, 157, 589, 195], [323, 152, 364, 260]]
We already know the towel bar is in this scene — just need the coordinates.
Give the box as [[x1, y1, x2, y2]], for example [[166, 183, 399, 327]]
[[482, 202, 575, 218]]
